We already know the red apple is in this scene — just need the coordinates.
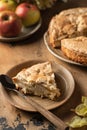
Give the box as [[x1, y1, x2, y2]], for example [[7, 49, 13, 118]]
[[0, 0, 17, 11], [15, 2, 41, 27], [0, 10, 22, 37]]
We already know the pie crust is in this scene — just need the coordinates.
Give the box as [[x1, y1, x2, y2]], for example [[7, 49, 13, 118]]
[[12, 62, 60, 100]]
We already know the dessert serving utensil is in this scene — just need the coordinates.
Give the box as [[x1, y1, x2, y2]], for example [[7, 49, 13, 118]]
[[0, 74, 69, 130]]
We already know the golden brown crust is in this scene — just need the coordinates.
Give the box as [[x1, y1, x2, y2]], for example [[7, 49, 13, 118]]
[[61, 46, 87, 65], [48, 7, 87, 64], [48, 7, 87, 48], [13, 62, 60, 100]]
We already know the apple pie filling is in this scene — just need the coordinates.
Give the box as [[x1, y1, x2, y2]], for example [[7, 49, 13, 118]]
[[12, 62, 60, 100]]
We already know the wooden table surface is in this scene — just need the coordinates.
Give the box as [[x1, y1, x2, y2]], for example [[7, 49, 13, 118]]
[[0, 0, 87, 130]]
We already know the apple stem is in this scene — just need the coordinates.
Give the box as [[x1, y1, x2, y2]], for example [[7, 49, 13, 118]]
[[2, 15, 9, 21]]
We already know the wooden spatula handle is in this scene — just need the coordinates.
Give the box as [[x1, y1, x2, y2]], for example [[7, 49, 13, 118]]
[[24, 96, 69, 130]]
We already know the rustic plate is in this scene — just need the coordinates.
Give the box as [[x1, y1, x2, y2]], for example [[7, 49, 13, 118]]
[[44, 32, 87, 66], [1, 60, 75, 112], [0, 19, 41, 42]]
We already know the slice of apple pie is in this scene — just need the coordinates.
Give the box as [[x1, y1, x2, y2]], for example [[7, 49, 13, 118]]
[[12, 62, 60, 100]]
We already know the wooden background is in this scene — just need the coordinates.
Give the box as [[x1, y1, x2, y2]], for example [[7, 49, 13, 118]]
[[0, 0, 87, 130]]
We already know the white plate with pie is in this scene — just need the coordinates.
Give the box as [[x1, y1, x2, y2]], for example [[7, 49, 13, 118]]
[[1, 60, 75, 112], [0, 19, 41, 42], [44, 32, 87, 66]]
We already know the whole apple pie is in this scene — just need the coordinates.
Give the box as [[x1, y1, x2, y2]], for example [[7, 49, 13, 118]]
[[48, 7, 87, 64], [48, 7, 87, 48], [12, 62, 60, 100]]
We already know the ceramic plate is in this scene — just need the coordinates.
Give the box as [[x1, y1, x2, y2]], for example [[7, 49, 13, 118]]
[[44, 32, 87, 66], [0, 19, 41, 42], [1, 60, 75, 112]]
